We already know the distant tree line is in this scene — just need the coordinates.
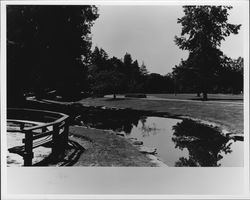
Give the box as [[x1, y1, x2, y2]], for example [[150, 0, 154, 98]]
[[88, 45, 243, 99], [88, 47, 176, 98], [7, 5, 243, 106], [172, 56, 243, 95]]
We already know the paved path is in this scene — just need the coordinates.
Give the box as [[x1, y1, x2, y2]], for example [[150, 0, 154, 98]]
[[104, 95, 243, 105]]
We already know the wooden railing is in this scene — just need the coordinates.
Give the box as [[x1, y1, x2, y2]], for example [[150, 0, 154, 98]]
[[7, 108, 69, 166]]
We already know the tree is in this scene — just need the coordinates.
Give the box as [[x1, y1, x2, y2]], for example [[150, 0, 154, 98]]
[[175, 6, 241, 100], [7, 5, 99, 104], [127, 60, 140, 91], [139, 61, 149, 76], [90, 46, 109, 71], [164, 73, 175, 93], [217, 56, 243, 94], [89, 49, 128, 97], [121, 53, 142, 92], [230, 57, 243, 94], [109, 56, 124, 72], [123, 53, 133, 68], [91, 70, 125, 99], [172, 59, 202, 94], [144, 73, 169, 93]]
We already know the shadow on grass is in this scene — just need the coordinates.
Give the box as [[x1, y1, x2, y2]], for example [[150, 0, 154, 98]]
[[33, 140, 84, 166], [105, 98, 128, 101]]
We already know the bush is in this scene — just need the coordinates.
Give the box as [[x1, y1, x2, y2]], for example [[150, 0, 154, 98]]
[[92, 93, 105, 98], [125, 93, 147, 98]]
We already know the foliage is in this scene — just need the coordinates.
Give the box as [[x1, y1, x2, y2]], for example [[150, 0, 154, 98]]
[[172, 56, 244, 94], [217, 56, 243, 94], [90, 47, 109, 71], [91, 70, 126, 99], [7, 5, 99, 104], [89, 49, 150, 95]]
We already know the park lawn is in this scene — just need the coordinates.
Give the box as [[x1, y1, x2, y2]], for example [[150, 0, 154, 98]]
[[147, 93, 243, 101], [77, 94, 243, 135]]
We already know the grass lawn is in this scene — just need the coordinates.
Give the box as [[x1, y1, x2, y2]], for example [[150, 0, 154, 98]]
[[77, 93, 243, 135], [69, 126, 157, 166], [147, 93, 243, 101]]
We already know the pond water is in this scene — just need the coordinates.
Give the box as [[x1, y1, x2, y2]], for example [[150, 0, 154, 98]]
[[77, 111, 243, 167], [122, 117, 243, 167]]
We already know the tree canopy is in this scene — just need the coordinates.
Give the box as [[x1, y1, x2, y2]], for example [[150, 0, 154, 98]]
[[7, 5, 99, 105]]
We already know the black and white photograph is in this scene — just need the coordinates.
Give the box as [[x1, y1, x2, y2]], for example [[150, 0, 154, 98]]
[[1, 0, 249, 199]]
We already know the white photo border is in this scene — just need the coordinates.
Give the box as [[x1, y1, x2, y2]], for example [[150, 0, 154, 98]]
[[1, 0, 249, 199]]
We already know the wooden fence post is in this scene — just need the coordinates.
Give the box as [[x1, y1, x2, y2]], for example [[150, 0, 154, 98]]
[[63, 118, 69, 151], [20, 123, 24, 131], [42, 127, 47, 133], [52, 124, 60, 161], [23, 131, 33, 166]]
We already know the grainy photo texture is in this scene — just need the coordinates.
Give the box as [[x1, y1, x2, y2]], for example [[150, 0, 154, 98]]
[[6, 4, 244, 167]]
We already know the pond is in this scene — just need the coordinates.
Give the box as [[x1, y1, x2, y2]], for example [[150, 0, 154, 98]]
[[76, 109, 243, 167]]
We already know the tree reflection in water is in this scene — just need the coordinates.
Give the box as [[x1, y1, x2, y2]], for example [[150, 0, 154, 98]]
[[139, 117, 160, 137], [172, 119, 232, 167], [78, 108, 141, 133]]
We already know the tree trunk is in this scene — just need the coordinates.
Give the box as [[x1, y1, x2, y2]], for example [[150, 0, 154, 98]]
[[197, 92, 201, 97], [202, 92, 208, 101], [113, 93, 116, 99]]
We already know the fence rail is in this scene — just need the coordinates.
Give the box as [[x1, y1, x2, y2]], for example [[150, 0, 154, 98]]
[[7, 108, 69, 166]]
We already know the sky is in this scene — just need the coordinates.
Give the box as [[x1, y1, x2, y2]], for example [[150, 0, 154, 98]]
[[91, 5, 246, 75]]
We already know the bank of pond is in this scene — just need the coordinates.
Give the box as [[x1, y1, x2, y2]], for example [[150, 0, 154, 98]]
[[7, 102, 244, 167]]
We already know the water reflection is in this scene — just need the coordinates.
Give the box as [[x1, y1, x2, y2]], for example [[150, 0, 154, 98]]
[[172, 119, 234, 167], [77, 108, 141, 133], [140, 117, 159, 137], [77, 108, 243, 167]]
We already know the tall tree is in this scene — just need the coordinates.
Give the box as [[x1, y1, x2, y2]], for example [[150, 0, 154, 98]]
[[139, 62, 149, 76], [122, 53, 142, 92], [175, 6, 241, 100], [90, 46, 109, 71], [7, 5, 99, 104], [123, 53, 133, 68]]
